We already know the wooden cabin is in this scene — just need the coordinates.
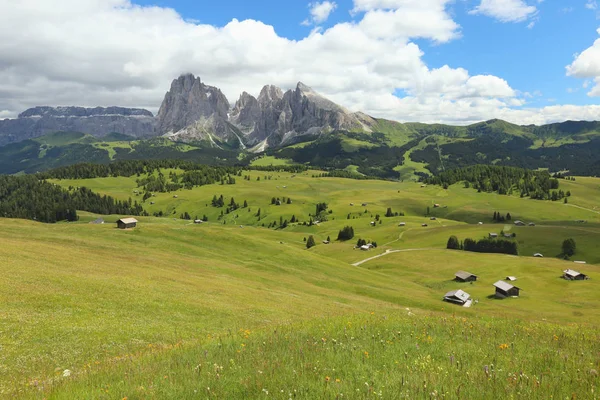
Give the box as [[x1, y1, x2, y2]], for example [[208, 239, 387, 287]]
[[443, 290, 472, 306], [493, 280, 521, 298], [116, 217, 138, 229], [454, 271, 478, 282], [563, 269, 589, 281]]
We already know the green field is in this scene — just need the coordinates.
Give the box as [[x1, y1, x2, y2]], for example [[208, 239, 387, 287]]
[[4, 172, 600, 398]]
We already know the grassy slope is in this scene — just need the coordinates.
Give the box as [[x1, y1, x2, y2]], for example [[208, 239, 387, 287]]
[[5, 173, 600, 398]]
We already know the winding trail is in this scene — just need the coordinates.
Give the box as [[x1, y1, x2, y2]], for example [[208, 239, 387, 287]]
[[352, 247, 435, 267]]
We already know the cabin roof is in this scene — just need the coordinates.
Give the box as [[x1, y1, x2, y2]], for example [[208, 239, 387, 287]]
[[493, 280, 520, 291], [455, 271, 477, 280], [444, 289, 470, 302], [118, 217, 138, 224], [564, 269, 584, 277]]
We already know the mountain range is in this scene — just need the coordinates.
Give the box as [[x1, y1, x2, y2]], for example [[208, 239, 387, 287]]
[[0, 74, 380, 149], [1, 73, 600, 177]]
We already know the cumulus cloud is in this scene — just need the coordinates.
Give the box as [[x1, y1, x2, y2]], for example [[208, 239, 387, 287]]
[[566, 28, 600, 96], [470, 0, 538, 23], [307, 1, 337, 24], [0, 0, 596, 126]]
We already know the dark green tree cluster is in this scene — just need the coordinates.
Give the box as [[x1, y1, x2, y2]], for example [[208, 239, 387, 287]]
[[424, 165, 560, 200], [493, 211, 511, 222], [212, 195, 225, 207], [0, 175, 143, 223], [356, 238, 377, 248], [446, 235, 460, 250], [40, 160, 240, 180], [306, 235, 316, 249], [337, 226, 355, 241], [448, 236, 518, 255], [562, 238, 577, 257]]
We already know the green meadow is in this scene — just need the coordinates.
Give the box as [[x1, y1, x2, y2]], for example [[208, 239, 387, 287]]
[[3, 172, 600, 398]]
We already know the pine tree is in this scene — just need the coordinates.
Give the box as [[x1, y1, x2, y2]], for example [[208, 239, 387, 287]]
[[306, 235, 316, 249], [562, 238, 576, 257]]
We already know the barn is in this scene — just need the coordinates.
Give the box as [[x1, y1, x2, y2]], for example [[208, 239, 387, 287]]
[[116, 218, 138, 229], [454, 271, 478, 282], [493, 280, 521, 298], [563, 269, 589, 281]]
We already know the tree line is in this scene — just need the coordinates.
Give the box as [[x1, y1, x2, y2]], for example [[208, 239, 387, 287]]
[[424, 165, 562, 200], [0, 175, 143, 223], [447, 235, 518, 255]]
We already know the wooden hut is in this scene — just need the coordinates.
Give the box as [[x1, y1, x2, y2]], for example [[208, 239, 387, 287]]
[[454, 271, 478, 282], [443, 290, 472, 306], [563, 269, 589, 281], [493, 280, 521, 298], [116, 217, 138, 229]]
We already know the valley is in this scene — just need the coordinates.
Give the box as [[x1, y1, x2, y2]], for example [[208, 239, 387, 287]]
[[3, 167, 600, 398]]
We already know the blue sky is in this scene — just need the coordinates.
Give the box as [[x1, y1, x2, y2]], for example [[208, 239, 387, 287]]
[[2, 0, 600, 124], [131, 0, 600, 108]]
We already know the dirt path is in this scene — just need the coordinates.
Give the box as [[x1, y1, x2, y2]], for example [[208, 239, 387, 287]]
[[352, 248, 435, 267], [381, 228, 413, 247], [566, 204, 600, 215]]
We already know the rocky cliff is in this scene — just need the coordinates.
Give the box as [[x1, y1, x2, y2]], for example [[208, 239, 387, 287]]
[[157, 74, 245, 148], [0, 106, 156, 146], [157, 75, 369, 149]]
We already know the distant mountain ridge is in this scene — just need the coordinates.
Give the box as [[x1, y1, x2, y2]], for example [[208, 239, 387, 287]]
[[0, 106, 156, 146]]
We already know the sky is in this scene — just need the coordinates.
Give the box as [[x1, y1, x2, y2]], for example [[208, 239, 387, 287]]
[[1, 0, 600, 125]]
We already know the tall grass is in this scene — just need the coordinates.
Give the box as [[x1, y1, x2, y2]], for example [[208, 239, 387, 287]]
[[20, 312, 597, 399]]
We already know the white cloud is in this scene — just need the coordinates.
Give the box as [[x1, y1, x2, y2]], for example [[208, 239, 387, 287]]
[[586, 1, 597, 10], [0, 0, 597, 126], [470, 0, 538, 23], [566, 28, 600, 95], [308, 1, 337, 24]]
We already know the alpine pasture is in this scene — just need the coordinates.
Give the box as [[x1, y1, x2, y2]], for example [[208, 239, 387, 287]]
[[3, 170, 600, 398]]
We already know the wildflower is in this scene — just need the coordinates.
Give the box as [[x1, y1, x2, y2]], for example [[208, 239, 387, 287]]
[[364, 351, 369, 358], [336, 378, 341, 383], [325, 376, 331, 382], [553, 335, 559, 341], [62, 369, 71, 377], [499, 343, 509, 350]]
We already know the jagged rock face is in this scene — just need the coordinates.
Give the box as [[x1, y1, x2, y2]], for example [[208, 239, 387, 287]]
[[231, 82, 365, 148], [156, 74, 229, 135], [0, 106, 156, 146], [229, 92, 261, 133]]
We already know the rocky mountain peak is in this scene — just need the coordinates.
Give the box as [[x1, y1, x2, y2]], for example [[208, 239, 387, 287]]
[[295, 82, 314, 93], [257, 85, 284, 106], [156, 74, 230, 134]]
